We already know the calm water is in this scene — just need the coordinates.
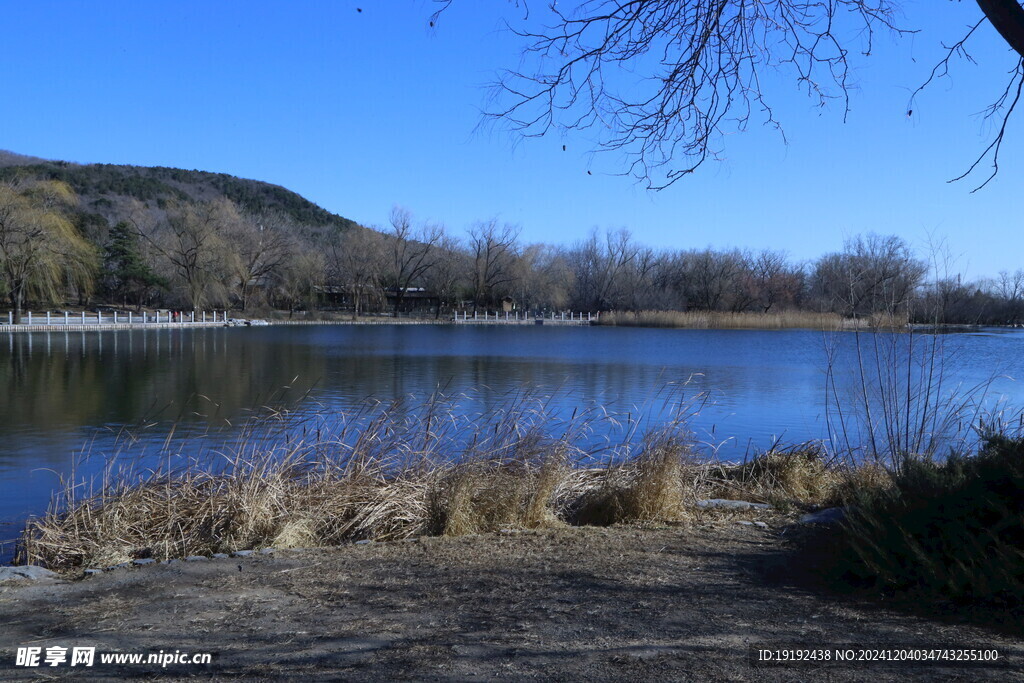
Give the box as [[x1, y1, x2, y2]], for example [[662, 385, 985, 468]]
[[2, 324, 1023, 559]]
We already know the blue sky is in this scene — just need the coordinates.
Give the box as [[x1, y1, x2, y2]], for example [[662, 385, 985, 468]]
[[1, 1, 1021, 276]]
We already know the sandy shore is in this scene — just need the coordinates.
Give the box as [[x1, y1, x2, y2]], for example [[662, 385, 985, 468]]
[[1, 524, 1021, 680]]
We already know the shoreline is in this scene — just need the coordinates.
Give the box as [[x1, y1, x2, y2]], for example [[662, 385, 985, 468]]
[[3, 307, 1013, 334]]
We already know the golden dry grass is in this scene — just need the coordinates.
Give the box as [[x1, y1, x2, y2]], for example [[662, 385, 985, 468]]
[[597, 310, 862, 330], [15, 401, 888, 572]]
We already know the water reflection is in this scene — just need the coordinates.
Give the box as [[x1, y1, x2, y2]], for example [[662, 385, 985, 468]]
[[2, 324, 1023, 558]]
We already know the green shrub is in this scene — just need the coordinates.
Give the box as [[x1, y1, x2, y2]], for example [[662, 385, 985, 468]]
[[833, 432, 1024, 607]]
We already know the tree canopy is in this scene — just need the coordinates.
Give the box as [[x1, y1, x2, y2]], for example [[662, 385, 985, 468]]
[[0, 180, 96, 322]]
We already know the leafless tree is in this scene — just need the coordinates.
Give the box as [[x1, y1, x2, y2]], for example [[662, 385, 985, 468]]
[[812, 234, 928, 317], [422, 232, 470, 317], [749, 249, 804, 313], [435, 1, 1024, 190], [227, 210, 296, 310], [995, 268, 1024, 302], [564, 228, 646, 310], [468, 220, 521, 311], [137, 198, 236, 309], [516, 243, 572, 312], [328, 228, 387, 318], [277, 247, 325, 316], [684, 248, 747, 311], [385, 207, 444, 316]]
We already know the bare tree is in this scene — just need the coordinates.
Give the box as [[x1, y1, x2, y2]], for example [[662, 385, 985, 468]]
[[516, 243, 572, 312], [812, 234, 928, 317], [422, 232, 469, 318], [226, 210, 295, 311], [749, 249, 804, 313], [995, 268, 1024, 303], [436, 1, 1024, 189], [468, 220, 521, 311], [684, 248, 746, 312], [134, 198, 237, 310], [564, 228, 644, 310], [277, 248, 325, 316], [385, 207, 443, 316], [328, 228, 387, 318]]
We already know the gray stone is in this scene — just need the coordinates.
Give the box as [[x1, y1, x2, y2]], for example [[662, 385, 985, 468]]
[[232, 550, 254, 557], [354, 540, 372, 546], [735, 520, 755, 526], [696, 499, 771, 511], [107, 562, 130, 571], [211, 553, 229, 559], [84, 568, 103, 576], [184, 555, 209, 562], [259, 548, 275, 555], [133, 558, 156, 566], [800, 507, 846, 525], [0, 565, 59, 582], [753, 521, 770, 529]]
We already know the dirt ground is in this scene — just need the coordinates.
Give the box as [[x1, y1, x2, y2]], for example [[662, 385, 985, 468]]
[[1, 522, 1021, 681]]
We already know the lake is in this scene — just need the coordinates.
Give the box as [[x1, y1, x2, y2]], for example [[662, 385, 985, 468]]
[[2, 323, 1023, 560]]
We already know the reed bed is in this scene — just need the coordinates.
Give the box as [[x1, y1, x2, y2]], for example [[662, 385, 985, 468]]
[[596, 310, 866, 330], [14, 394, 856, 572]]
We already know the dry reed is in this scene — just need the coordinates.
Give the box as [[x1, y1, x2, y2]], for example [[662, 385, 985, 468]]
[[15, 395, 863, 572], [597, 310, 863, 330]]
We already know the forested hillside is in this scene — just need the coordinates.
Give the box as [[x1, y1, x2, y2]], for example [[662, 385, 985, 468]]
[[0, 155, 359, 235], [1, 151, 1022, 326]]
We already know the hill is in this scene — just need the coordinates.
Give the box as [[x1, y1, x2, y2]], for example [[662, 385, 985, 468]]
[[0, 150, 361, 239]]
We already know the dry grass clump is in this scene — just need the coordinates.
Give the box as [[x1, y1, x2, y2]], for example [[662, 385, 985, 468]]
[[598, 310, 861, 331], [429, 458, 567, 536], [16, 398, 723, 571], [571, 437, 693, 525], [708, 446, 842, 507], [17, 392, 904, 572]]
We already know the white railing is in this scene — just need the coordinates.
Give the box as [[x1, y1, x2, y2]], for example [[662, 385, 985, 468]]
[[3, 310, 229, 327], [452, 311, 599, 323]]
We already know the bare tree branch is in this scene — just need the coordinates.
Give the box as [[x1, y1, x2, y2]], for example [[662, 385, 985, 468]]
[[433, 1, 1024, 190]]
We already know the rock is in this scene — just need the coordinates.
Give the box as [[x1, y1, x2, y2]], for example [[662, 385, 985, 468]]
[[133, 558, 156, 566], [107, 562, 131, 571], [354, 540, 372, 546], [259, 548, 275, 555], [232, 550, 254, 558], [696, 499, 771, 511], [735, 520, 755, 526], [184, 555, 209, 562], [800, 507, 846, 525], [83, 568, 103, 577], [211, 553, 229, 559], [0, 566, 59, 582], [753, 521, 770, 530]]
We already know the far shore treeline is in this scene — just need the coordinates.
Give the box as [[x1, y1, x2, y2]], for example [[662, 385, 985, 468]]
[[1, 152, 1021, 326]]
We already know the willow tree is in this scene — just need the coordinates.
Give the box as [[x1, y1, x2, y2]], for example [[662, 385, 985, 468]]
[[0, 180, 97, 323], [435, 1, 1024, 190]]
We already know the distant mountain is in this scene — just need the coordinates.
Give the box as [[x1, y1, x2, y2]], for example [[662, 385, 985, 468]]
[[0, 150, 51, 167], [0, 150, 361, 239]]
